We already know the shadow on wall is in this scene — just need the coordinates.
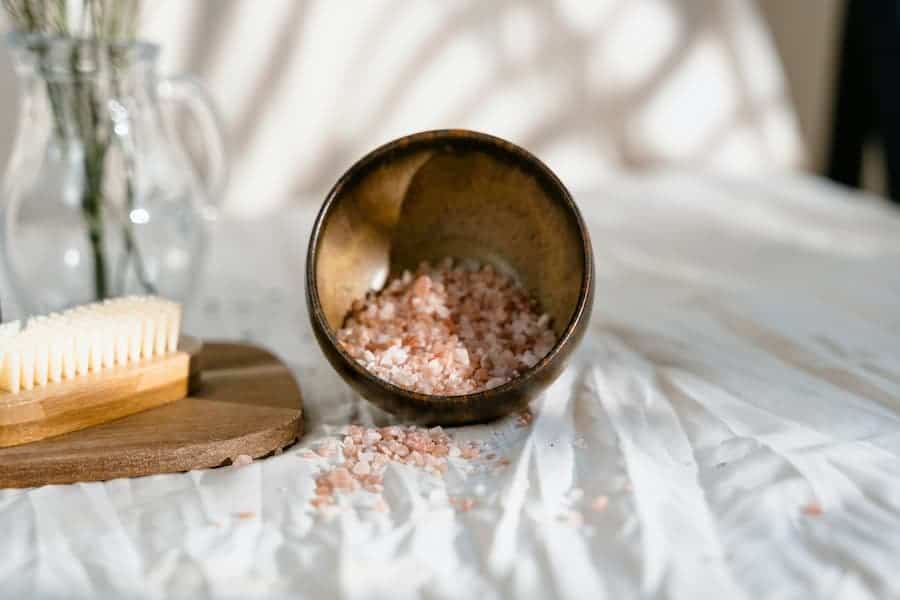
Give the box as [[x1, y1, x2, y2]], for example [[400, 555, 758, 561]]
[[0, 0, 804, 216]]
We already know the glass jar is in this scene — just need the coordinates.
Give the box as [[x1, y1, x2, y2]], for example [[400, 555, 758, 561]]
[[1, 32, 227, 315]]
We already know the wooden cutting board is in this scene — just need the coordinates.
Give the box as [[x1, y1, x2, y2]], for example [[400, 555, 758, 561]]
[[0, 341, 303, 489]]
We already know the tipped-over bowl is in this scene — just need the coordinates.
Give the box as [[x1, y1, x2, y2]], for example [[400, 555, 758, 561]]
[[306, 129, 594, 425]]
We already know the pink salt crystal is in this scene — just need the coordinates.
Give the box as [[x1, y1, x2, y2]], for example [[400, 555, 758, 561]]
[[391, 441, 410, 457], [311, 496, 334, 509], [405, 432, 433, 453], [381, 426, 402, 440], [335, 258, 556, 395], [591, 496, 609, 512], [352, 461, 371, 476], [232, 454, 253, 467], [485, 377, 506, 389], [316, 446, 333, 458], [460, 446, 479, 459], [301, 451, 317, 460], [309, 424, 486, 511], [235, 511, 256, 520], [449, 496, 476, 512], [802, 502, 823, 516], [329, 468, 355, 490], [342, 443, 358, 459], [412, 275, 432, 297], [516, 410, 534, 428]]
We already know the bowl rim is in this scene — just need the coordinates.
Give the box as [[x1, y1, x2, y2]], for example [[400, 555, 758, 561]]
[[306, 128, 594, 408]]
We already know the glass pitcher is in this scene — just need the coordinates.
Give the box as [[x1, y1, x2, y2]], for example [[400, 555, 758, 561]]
[[1, 32, 227, 315]]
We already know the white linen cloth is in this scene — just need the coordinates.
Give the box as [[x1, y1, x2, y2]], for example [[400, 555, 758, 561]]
[[1, 173, 899, 599]]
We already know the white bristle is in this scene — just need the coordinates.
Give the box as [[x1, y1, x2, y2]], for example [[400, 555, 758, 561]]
[[49, 333, 64, 383], [20, 341, 35, 391], [101, 321, 115, 368], [167, 304, 181, 352], [115, 318, 130, 366], [2, 345, 21, 394], [154, 310, 168, 356], [75, 325, 91, 376], [128, 317, 142, 363], [142, 316, 155, 359], [89, 327, 104, 373], [0, 322, 18, 391], [34, 334, 49, 386], [0, 296, 182, 394], [61, 322, 77, 380]]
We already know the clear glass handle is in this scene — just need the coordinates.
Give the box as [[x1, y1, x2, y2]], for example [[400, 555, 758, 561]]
[[157, 75, 228, 211]]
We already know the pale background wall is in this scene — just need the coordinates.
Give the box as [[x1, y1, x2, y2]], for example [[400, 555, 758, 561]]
[[757, 0, 843, 173], [0, 0, 846, 216]]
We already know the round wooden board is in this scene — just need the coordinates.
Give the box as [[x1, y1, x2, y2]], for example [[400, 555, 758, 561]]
[[0, 342, 303, 489]]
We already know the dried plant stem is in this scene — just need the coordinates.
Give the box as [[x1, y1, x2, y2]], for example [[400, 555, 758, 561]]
[[5, 0, 151, 300]]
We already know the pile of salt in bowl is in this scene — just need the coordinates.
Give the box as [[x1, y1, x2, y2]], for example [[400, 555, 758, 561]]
[[336, 258, 557, 395]]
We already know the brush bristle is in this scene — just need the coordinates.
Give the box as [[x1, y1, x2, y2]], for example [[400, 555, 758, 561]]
[[0, 297, 182, 394]]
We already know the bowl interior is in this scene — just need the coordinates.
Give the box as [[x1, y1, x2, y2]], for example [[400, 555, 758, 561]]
[[312, 132, 588, 357]]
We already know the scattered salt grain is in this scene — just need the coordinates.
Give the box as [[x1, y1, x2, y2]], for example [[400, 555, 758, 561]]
[[337, 259, 556, 395], [802, 502, 823, 516], [516, 409, 534, 428], [460, 445, 480, 459], [449, 496, 477, 512], [235, 511, 256, 520], [591, 496, 609, 512], [309, 424, 480, 512]]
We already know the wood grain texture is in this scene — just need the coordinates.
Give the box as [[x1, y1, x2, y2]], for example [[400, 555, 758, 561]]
[[0, 342, 303, 488], [0, 352, 190, 448]]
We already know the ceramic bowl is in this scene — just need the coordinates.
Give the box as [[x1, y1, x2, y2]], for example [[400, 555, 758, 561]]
[[306, 129, 594, 424]]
